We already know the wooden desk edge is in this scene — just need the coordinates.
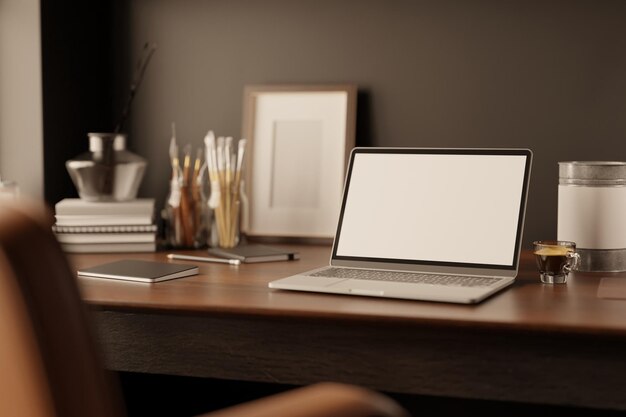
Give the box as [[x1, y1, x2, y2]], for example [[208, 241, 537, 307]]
[[86, 301, 626, 340]]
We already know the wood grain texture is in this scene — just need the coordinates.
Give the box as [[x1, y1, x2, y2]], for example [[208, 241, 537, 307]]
[[74, 246, 626, 336], [71, 246, 626, 410], [93, 310, 626, 411]]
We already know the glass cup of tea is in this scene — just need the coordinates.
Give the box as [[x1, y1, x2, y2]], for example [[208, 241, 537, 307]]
[[533, 240, 581, 284]]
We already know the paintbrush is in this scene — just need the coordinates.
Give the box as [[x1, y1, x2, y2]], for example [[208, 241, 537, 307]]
[[193, 148, 203, 186], [204, 131, 227, 246], [179, 143, 194, 246], [169, 123, 180, 179], [203, 131, 220, 209], [229, 139, 247, 246], [191, 148, 204, 242], [224, 137, 233, 244], [167, 122, 182, 246], [182, 143, 192, 186]]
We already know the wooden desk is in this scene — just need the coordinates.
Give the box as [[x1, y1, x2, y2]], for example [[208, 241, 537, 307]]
[[72, 246, 626, 411]]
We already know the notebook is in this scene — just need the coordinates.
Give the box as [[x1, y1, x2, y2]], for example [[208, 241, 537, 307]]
[[208, 244, 299, 263], [269, 148, 532, 304], [77, 259, 198, 283]]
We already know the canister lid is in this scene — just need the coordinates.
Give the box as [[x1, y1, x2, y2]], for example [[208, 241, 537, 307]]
[[559, 161, 626, 186]]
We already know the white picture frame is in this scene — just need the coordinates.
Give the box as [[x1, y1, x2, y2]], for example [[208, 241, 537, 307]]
[[241, 85, 357, 239]]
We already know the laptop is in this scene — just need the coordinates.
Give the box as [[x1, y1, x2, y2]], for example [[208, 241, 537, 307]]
[[269, 147, 532, 304]]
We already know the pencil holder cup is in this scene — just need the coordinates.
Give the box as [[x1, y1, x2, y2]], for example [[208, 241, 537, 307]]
[[163, 164, 211, 249], [203, 134, 248, 249], [208, 179, 246, 248]]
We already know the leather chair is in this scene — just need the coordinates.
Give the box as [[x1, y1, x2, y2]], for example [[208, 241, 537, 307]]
[[0, 202, 409, 417]]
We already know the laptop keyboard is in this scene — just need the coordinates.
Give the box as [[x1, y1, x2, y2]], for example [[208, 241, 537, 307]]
[[307, 267, 499, 288]]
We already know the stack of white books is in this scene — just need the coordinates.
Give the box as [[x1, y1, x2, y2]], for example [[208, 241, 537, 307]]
[[53, 198, 157, 253]]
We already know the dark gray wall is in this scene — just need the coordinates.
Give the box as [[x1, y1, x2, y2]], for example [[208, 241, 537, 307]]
[[118, 0, 626, 247], [41, 0, 116, 203]]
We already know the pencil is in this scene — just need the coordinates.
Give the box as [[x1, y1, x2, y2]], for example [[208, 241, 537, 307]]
[[167, 253, 241, 265]]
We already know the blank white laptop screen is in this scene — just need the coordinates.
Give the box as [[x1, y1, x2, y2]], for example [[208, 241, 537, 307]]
[[334, 152, 529, 267]]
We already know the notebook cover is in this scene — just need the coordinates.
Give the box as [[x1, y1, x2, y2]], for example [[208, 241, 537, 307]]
[[55, 198, 155, 216], [77, 259, 198, 282], [55, 233, 156, 244], [61, 242, 156, 253], [207, 244, 299, 263]]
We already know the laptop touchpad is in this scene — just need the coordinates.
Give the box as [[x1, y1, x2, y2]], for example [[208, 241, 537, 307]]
[[329, 279, 389, 295]]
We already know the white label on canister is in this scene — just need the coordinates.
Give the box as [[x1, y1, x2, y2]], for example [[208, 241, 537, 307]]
[[558, 185, 626, 249]]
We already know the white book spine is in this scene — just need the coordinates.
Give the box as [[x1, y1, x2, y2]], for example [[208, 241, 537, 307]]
[[61, 242, 156, 253], [52, 224, 158, 233], [54, 215, 154, 226], [55, 198, 155, 216], [55, 233, 156, 244]]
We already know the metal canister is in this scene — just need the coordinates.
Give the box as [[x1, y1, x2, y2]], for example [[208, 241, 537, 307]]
[[65, 133, 147, 201], [558, 161, 626, 272]]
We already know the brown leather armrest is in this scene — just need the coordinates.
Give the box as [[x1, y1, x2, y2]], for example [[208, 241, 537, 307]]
[[197, 383, 410, 417]]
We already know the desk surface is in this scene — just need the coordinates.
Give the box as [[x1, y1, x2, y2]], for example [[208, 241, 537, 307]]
[[73, 245, 626, 336], [71, 245, 626, 411]]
